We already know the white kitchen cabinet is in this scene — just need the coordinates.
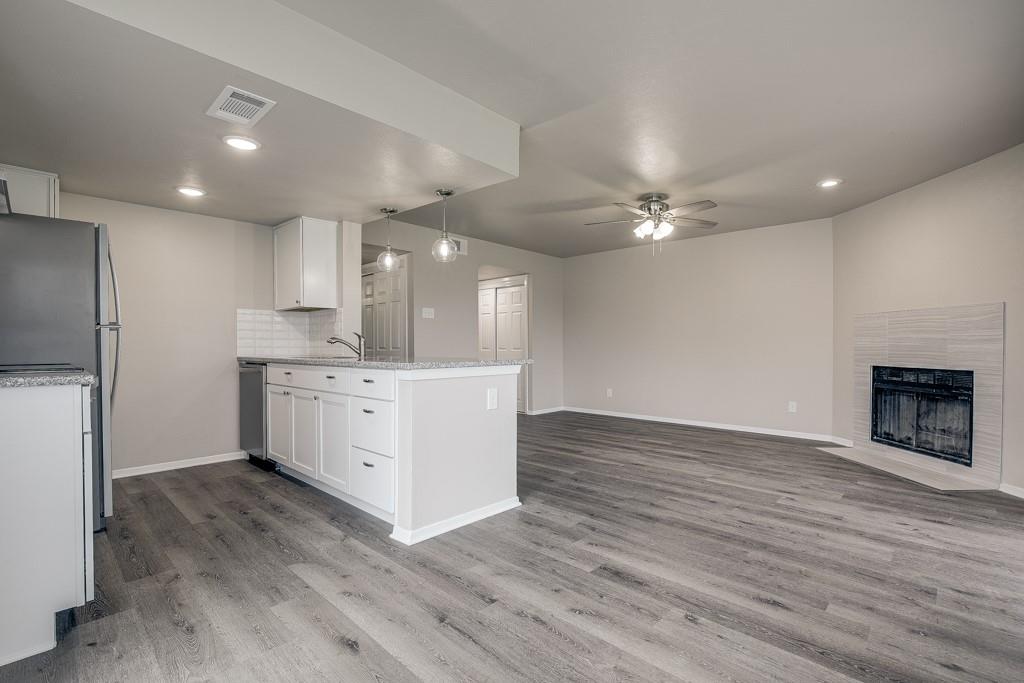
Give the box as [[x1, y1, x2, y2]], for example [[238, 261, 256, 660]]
[[274, 216, 338, 310], [0, 163, 60, 217], [317, 392, 350, 492], [1, 381, 93, 666], [349, 447, 394, 513], [350, 396, 394, 457], [267, 384, 293, 463], [291, 389, 318, 477]]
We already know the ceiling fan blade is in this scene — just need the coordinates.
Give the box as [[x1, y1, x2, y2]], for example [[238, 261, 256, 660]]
[[584, 218, 644, 226], [667, 216, 718, 229], [613, 202, 649, 217], [665, 200, 717, 217]]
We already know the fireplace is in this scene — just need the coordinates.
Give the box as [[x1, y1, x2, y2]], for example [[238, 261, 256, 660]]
[[870, 366, 974, 466]]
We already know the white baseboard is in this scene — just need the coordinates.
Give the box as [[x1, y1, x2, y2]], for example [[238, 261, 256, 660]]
[[999, 482, 1024, 500], [526, 406, 566, 415], [112, 450, 246, 479], [560, 406, 847, 445], [390, 496, 521, 545]]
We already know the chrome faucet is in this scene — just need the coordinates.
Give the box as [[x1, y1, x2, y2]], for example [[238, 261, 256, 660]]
[[327, 332, 365, 360]]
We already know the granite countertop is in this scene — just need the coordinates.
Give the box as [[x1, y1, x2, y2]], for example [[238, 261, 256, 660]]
[[238, 355, 532, 370], [0, 371, 97, 388]]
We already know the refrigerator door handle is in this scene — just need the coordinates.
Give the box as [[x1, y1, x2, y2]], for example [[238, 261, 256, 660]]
[[103, 238, 123, 410]]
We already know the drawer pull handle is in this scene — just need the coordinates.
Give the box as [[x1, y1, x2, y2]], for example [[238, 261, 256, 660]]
[[362, 408, 375, 414], [284, 371, 292, 376], [326, 375, 336, 379], [362, 461, 375, 468], [362, 378, 375, 384]]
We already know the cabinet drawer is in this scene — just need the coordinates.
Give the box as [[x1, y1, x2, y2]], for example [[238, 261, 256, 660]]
[[350, 397, 394, 457], [349, 448, 394, 513], [268, 366, 349, 394], [349, 369, 395, 400]]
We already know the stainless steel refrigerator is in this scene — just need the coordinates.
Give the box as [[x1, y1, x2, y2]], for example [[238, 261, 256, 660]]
[[0, 207, 122, 532]]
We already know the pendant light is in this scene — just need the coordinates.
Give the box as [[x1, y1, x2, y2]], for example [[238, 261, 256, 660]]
[[375, 207, 399, 272], [431, 189, 458, 263]]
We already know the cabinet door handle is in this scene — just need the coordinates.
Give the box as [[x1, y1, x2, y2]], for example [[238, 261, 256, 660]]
[[362, 408, 375, 414], [314, 396, 319, 401], [362, 378, 375, 384], [326, 375, 335, 379], [295, 299, 301, 304], [282, 391, 290, 396], [362, 461, 375, 468]]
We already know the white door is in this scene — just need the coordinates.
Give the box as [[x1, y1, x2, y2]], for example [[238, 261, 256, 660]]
[[317, 393, 349, 492], [496, 285, 528, 411], [291, 389, 317, 477], [267, 385, 293, 463], [478, 288, 496, 360], [274, 219, 302, 310]]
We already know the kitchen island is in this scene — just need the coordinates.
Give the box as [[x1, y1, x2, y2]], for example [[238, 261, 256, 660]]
[[238, 355, 528, 544]]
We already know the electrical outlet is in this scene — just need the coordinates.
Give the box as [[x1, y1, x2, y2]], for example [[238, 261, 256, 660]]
[[486, 387, 498, 410], [788, 401, 798, 414], [606, 388, 613, 398], [421, 307, 435, 319]]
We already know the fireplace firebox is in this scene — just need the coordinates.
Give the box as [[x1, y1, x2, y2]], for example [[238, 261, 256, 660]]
[[870, 366, 974, 466]]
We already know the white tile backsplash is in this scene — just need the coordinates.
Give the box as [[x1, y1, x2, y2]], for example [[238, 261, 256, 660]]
[[236, 308, 344, 356]]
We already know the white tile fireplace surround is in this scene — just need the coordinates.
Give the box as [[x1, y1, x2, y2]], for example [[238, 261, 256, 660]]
[[836, 302, 1005, 490]]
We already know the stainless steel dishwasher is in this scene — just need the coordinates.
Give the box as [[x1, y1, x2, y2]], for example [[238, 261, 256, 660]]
[[239, 360, 274, 468]]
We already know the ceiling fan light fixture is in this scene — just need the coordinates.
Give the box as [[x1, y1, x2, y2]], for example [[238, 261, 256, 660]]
[[653, 221, 674, 240], [637, 218, 655, 236]]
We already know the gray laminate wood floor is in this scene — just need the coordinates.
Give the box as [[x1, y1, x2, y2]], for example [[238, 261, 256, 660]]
[[4, 412, 1024, 682]]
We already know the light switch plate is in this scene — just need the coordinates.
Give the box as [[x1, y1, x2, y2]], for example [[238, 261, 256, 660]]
[[486, 387, 498, 410], [422, 307, 435, 319], [787, 401, 798, 413]]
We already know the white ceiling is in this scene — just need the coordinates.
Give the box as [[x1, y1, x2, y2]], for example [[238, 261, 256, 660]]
[[291, 0, 1024, 256], [3, 1, 1023, 256], [0, 0, 514, 226]]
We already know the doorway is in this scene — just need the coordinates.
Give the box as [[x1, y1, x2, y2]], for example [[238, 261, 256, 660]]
[[361, 244, 412, 359], [478, 270, 530, 412]]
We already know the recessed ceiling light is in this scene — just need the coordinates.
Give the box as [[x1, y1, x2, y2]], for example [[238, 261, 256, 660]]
[[816, 178, 843, 189], [223, 135, 261, 151], [176, 186, 206, 197]]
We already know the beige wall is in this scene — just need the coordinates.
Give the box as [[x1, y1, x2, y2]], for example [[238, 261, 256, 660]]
[[362, 219, 564, 411], [60, 193, 273, 471], [564, 219, 835, 437], [833, 143, 1024, 488]]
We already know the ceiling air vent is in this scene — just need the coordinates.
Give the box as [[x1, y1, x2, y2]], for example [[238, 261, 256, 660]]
[[206, 86, 276, 127]]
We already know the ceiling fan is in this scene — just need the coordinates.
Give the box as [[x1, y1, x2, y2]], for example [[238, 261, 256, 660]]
[[585, 193, 717, 240]]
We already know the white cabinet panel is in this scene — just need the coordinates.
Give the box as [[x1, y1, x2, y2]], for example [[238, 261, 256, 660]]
[[349, 447, 394, 513], [274, 217, 337, 310], [350, 397, 394, 457], [274, 218, 302, 310], [318, 392, 350, 492], [291, 389, 318, 477], [267, 385, 293, 463]]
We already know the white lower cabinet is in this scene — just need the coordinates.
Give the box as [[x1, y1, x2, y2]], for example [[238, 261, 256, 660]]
[[291, 389, 318, 477], [317, 392, 350, 492], [349, 448, 395, 513], [267, 365, 395, 518], [267, 384, 293, 463]]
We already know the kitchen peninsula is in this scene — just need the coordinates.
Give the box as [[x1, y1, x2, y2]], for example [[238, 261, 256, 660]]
[[237, 355, 528, 544]]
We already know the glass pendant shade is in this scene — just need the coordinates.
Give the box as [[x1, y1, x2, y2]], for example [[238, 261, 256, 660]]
[[637, 218, 655, 236], [376, 246, 398, 271], [432, 236, 457, 262], [432, 188, 457, 263]]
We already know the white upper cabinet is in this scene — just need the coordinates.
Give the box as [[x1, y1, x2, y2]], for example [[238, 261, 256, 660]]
[[0, 163, 60, 217], [274, 216, 338, 310]]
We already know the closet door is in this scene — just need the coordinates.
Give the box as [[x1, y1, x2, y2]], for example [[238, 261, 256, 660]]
[[496, 285, 528, 411], [478, 288, 496, 360]]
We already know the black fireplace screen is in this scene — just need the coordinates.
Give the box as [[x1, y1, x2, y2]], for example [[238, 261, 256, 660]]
[[870, 366, 974, 466]]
